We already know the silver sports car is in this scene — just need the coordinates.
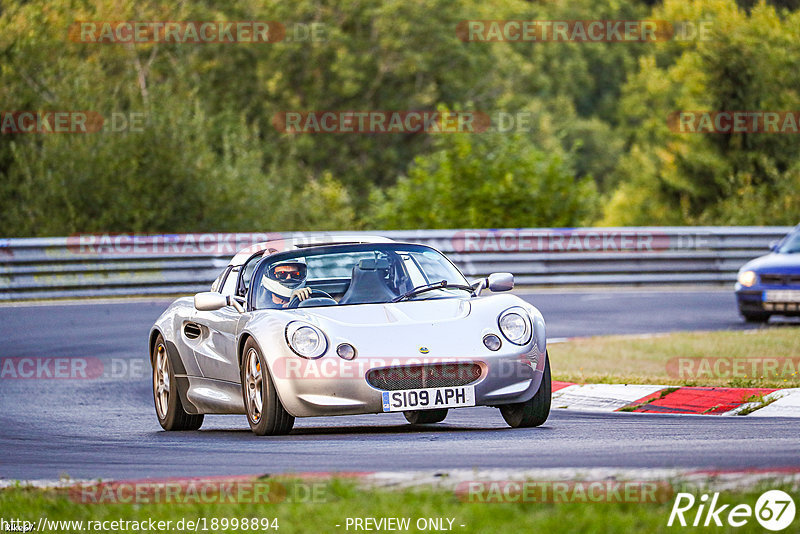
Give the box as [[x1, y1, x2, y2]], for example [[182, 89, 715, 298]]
[[149, 236, 550, 435]]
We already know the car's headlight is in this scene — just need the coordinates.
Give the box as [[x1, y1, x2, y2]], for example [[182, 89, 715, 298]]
[[285, 321, 328, 359], [738, 270, 757, 287], [498, 308, 532, 345]]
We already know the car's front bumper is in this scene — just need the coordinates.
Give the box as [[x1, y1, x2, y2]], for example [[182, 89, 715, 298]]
[[736, 284, 800, 316], [268, 345, 546, 418]]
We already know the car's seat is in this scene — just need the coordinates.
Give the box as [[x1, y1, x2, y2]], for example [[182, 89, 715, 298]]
[[338, 258, 397, 304]]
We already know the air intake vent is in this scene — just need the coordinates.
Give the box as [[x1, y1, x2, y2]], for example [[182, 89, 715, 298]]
[[367, 362, 482, 391], [760, 274, 800, 286], [183, 322, 202, 340]]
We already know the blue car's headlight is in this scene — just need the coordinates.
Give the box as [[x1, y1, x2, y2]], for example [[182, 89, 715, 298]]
[[738, 270, 757, 287], [498, 308, 532, 345], [285, 321, 328, 359]]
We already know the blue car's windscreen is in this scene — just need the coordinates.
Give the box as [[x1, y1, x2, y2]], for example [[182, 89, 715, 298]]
[[778, 231, 800, 254]]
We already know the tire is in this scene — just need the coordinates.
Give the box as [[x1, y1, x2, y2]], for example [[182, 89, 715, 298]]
[[152, 334, 203, 431], [404, 409, 448, 425], [242, 338, 294, 436], [742, 312, 770, 323], [499, 351, 551, 428]]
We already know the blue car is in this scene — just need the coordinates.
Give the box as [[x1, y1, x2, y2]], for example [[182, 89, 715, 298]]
[[735, 224, 800, 322]]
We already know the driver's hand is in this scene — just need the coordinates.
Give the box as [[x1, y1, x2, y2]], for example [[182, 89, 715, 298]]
[[290, 287, 312, 302]]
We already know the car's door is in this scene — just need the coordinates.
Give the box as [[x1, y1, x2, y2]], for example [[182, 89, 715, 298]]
[[192, 251, 271, 382], [192, 266, 247, 383]]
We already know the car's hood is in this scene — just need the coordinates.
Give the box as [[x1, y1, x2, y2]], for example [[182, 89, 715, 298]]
[[245, 293, 544, 359], [742, 252, 800, 273], [299, 296, 472, 326], [293, 293, 533, 326]]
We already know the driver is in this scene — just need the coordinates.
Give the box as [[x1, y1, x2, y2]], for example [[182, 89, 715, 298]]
[[260, 259, 313, 308]]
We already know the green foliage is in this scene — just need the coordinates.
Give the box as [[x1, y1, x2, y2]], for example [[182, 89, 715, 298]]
[[0, 0, 798, 236], [603, 0, 800, 225], [371, 130, 598, 229]]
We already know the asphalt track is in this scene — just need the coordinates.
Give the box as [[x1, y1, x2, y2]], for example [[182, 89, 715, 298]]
[[1, 290, 799, 480]]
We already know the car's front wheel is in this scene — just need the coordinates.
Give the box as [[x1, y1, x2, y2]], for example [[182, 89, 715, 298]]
[[742, 311, 770, 323], [499, 352, 551, 428], [242, 339, 294, 436], [404, 409, 448, 425], [152, 334, 203, 431]]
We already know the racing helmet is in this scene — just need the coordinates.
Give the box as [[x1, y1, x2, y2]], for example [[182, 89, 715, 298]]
[[261, 259, 307, 299]]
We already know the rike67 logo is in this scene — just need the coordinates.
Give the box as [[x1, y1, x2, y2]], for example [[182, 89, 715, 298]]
[[668, 490, 796, 531]]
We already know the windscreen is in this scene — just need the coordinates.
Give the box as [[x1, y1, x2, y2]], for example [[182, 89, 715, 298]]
[[777, 230, 800, 254], [250, 244, 470, 309]]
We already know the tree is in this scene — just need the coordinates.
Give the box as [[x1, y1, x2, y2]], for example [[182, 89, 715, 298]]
[[371, 128, 597, 229], [602, 0, 800, 225]]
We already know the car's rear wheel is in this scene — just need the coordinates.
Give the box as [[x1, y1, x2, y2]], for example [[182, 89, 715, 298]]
[[499, 352, 551, 428], [152, 334, 203, 431], [242, 339, 294, 436], [742, 311, 770, 323], [404, 409, 448, 425]]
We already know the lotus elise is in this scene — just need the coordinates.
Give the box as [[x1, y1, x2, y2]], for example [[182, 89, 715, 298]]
[[149, 236, 550, 435]]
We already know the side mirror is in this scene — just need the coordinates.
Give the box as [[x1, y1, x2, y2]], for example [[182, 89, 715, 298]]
[[194, 292, 228, 311], [488, 272, 514, 292], [470, 273, 515, 295], [769, 240, 780, 252]]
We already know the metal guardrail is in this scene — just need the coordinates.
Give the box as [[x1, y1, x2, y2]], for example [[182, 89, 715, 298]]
[[0, 227, 791, 300]]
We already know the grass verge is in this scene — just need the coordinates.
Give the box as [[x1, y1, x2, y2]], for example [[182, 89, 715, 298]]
[[549, 327, 800, 388], [0, 480, 793, 534]]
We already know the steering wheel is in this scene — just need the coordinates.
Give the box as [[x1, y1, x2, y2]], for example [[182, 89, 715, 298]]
[[286, 289, 334, 308]]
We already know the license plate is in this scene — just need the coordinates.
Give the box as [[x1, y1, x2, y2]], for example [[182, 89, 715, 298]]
[[764, 290, 800, 303], [382, 386, 475, 412]]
